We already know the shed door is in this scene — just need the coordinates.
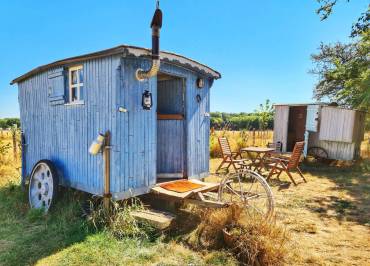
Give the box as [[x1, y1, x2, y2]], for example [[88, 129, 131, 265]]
[[287, 106, 307, 151], [306, 105, 320, 132], [273, 106, 289, 152], [156, 76, 186, 179]]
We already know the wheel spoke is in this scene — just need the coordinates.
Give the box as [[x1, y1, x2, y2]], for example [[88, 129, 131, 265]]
[[219, 170, 274, 219]]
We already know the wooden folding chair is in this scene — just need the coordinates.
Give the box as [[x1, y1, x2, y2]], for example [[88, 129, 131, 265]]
[[267, 142, 282, 153], [266, 141, 306, 185], [216, 137, 249, 173]]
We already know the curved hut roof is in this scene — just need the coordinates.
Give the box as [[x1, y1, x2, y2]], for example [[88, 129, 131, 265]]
[[11, 44, 221, 84]]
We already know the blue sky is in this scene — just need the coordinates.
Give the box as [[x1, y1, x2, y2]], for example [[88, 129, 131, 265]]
[[0, 0, 367, 117]]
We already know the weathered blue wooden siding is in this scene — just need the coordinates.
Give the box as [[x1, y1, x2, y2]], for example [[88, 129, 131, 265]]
[[112, 58, 157, 199], [157, 78, 185, 175], [158, 63, 211, 178], [157, 120, 184, 174], [18, 55, 121, 196], [157, 79, 184, 114], [18, 55, 212, 200]]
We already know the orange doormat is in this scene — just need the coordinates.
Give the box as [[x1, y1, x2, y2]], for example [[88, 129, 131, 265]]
[[160, 180, 205, 193]]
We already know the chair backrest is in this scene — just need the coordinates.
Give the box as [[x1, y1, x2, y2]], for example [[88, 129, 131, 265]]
[[267, 142, 282, 152], [288, 141, 305, 169], [218, 137, 232, 157]]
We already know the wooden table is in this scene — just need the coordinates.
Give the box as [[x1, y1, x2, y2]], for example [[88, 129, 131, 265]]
[[240, 147, 275, 173]]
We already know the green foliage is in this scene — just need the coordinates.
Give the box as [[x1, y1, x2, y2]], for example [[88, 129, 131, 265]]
[[254, 99, 274, 130], [87, 197, 157, 241], [0, 118, 20, 129], [365, 114, 370, 131], [316, 1, 369, 37], [0, 182, 237, 266], [26, 207, 46, 222], [210, 100, 274, 130], [313, 2, 370, 112], [311, 30, 370, 111]]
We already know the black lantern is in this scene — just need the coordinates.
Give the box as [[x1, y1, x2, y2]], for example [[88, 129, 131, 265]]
[[142, 90, 153, 110]]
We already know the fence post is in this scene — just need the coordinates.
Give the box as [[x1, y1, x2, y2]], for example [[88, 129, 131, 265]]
[[12, 130, 17, 161], [252, 128, 256, 146]]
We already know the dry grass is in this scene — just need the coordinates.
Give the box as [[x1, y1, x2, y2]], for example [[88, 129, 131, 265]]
[[210, 130, 273, 158], [185, 205, 290, 266], [1, 130, 369, 265], [0, 132, 20, 186], [361, 131, 370, 158], [207, 155, 370, 265]]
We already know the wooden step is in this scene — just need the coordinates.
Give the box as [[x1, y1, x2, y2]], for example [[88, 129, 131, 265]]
[[131, 209, 176, 230]]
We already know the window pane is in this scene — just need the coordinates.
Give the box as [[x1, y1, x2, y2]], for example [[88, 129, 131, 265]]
[[71, 87, 77, 101], [79, 69, 84, 83], [71, 70, 78, 85], [79, 86, 84, 101]]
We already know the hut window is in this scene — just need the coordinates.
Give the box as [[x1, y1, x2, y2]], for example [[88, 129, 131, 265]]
[[68, 65, 84, 103]]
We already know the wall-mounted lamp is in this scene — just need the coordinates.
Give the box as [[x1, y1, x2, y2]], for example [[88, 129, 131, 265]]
[[196, 94, 202, 103], [89, 134, 105, 155], [196, 78, 205, 89], [118, 106, 128, 113], [142, 90, 153, 110]]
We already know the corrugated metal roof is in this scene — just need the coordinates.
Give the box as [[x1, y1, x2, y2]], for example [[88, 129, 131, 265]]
[[11, 44, 221, 84]]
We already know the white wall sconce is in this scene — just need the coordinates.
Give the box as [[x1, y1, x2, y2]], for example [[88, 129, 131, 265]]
[[118, 107, 128, 113], [89, 134, 105, 155]]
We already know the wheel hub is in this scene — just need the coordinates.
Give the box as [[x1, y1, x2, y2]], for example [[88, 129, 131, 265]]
[[29, 163, 54, 211]]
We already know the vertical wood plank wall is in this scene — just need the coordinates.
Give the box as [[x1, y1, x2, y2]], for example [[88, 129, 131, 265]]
[[308, 132, 356, 160], [159, 63, 211, 179], [18, 56, 121, 196], [157, 120, 184, 174], [157, 79, 184, 114], [112, 58, 157, 199], [157, 79, 185, 175], [18, 56, 212, 200], [273, 105, 289, 152], [319, 107, 356, 142], [305, 105, 320, 132]]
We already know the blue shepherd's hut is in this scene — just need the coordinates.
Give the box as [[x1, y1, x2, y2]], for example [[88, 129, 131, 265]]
[[11, 7, 220, 210]]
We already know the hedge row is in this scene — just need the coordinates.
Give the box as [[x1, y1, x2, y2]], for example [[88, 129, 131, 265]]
[[210, 112, 273, 130]]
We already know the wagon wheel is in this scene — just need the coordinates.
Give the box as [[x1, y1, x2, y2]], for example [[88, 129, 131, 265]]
[[307, 146, 328, 160], [218, 169, 274, 220], [29, 160, 59, 212]]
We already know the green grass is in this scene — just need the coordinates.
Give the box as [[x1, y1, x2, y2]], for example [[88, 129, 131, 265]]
[[0, 180, 237, 266]]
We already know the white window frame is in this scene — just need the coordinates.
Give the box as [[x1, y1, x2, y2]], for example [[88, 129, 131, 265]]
[[68, 65, 84, 104]]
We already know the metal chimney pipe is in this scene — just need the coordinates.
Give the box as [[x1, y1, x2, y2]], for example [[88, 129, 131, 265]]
[[136, 6, 163, 81]]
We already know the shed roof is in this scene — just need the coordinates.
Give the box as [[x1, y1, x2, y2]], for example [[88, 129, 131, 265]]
[[11, 44, 221, 84], [273, 102, 327, 107]]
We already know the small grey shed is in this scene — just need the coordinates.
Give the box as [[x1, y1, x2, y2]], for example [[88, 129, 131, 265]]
[[273, 103, 366, 160]]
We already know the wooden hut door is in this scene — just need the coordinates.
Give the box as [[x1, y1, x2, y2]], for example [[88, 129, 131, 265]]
[[287, 106, 307, 151], [156, 76, 186, 179]]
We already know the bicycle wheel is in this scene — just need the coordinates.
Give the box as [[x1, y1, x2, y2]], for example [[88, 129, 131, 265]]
[[218, 169, 275, 220]]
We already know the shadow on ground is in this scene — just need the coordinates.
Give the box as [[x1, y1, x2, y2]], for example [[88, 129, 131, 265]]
[[302, 160, 370, 225]]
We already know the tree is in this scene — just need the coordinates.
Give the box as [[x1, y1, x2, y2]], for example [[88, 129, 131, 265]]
[[310, 31, 370, 110], [312, 2, 370, 111], [316, 0, 369, 37], [254, 99, 274, 130]]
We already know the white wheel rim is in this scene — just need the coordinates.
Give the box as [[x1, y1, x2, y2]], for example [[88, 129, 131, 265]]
[[29, 163, 54, 211]]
